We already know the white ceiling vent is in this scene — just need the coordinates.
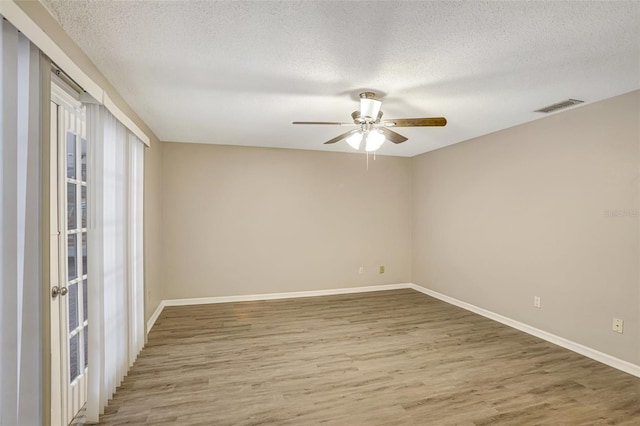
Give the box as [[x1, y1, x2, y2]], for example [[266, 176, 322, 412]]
[[535, 99, 584, 113]]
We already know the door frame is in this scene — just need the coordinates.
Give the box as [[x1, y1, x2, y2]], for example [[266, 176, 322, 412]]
[[41, 56, 53, 426], [49, 95, 63, 426]]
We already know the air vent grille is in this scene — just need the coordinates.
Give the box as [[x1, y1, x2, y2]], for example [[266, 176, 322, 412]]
[[535, 99, 584, 113]]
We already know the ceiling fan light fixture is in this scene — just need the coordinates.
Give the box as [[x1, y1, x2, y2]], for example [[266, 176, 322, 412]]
[[292, 91, 447, 150], [365, 130, 385, 152], [359, 98, 382, 121], [346, 131, 363, 150]]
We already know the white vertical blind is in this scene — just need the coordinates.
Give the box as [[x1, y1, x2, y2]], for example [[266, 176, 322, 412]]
[[0, 17, 43, 426], [128, 135, 145, 366], [0, 12, 145, 424], [86, 105, 145, 422]]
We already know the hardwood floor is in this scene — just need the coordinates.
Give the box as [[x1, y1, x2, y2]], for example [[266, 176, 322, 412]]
[[97, 289, 640, 425]]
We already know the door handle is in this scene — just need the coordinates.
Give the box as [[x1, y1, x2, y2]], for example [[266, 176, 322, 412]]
[[51, 286, 68, 300]]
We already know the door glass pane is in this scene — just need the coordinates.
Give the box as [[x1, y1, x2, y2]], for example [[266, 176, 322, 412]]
[[68, 283, 78, 331], [82, 232, 87, 276], [66, 132, 76, 179], [81, 186, 87, 228], [81, 137, 87, 181], [69, 333, 80, 383], [83, 279, 88, 322], [67, 183, 77, 230], [84, 326, 89, 369], [67, 234, 77, 281]]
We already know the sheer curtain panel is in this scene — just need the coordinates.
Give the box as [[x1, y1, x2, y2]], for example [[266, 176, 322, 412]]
[[0, 17, 44, 426], [86, 105, 145, 422]]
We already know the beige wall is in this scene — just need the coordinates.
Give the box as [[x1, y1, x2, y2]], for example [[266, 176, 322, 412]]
[[159, 93, 639, 366], [160, 143, 413, 300], [412, 90, 640, 365], [144, 142, 163, 322]]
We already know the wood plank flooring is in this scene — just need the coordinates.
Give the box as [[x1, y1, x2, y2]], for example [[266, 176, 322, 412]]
[[97, 289, 640, 425]]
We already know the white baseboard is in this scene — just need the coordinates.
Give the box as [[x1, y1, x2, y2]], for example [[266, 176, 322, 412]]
[[145, 281, 640, 378], [146, 300, 166, 333], [146, 283, 412, 333], [408, 283, 640, 378], [162, 283, 411, 307]]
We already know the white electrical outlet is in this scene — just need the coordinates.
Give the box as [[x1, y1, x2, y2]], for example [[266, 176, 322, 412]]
[[358, 266, 364, 274], [533, 296, 541, 308], [612, 318, 624, 334]]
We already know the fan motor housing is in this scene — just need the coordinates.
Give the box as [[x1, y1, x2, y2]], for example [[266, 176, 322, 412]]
[[352, 110, 383, 124]]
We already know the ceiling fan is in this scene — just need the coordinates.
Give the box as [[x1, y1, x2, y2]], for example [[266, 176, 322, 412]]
[[292, 92, 447, 152]]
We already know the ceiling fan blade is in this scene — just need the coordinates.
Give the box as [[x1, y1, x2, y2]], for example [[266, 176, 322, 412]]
[[323, 129, 359, 145], [292, 121, 355, 126], [382, 117, 447, 127], [379, 127, 408, 144]]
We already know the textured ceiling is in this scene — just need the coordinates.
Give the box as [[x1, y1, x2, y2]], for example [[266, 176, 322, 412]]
[[42, 0, 640, 157]]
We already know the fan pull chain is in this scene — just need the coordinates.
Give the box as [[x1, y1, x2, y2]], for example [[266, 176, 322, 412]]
[[364, 150, 379, 170]]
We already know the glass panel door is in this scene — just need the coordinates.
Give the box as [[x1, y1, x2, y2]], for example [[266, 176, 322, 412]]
[[65, 129, 88, 385], [55, 90, 88, 423]]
